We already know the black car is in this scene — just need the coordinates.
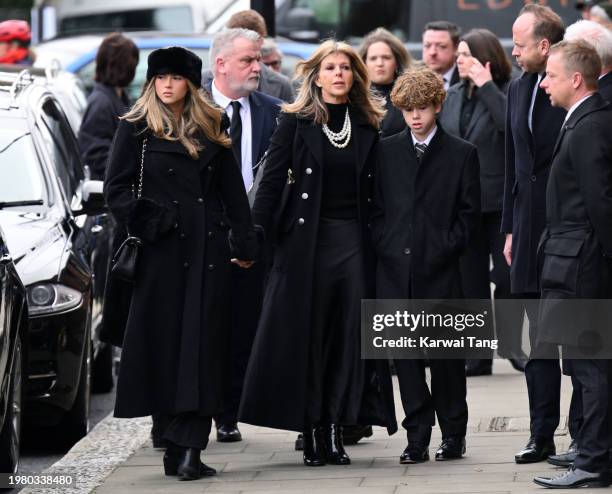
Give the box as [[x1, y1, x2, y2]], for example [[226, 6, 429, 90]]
[[0, 227, 28, 473], [0, 69, 110, 445]]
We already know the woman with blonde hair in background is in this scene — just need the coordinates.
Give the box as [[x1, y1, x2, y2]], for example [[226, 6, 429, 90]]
[[239, 40, 397, 467], [104, 46, 260, 481]]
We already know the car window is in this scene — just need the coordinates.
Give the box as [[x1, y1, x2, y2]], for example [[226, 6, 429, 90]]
[[77, 47, 211, 100], [0, 128, 46, 205], [38, 99, 84, 199]]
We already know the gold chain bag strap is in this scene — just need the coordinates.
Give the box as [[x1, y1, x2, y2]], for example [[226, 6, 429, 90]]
[[110, 138, 147, 283]]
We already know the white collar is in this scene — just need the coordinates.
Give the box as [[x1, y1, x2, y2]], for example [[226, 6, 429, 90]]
[[442, 65, 456, 85], [564, 93, 594, 123], [211, 79, 249, 110], [411, 125, 437, 146]]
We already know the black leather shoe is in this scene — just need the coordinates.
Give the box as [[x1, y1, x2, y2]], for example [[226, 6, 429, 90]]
[[534, 466, 611, 488], [216, 423, 242, 442], [343, 425, 373, 445], [466, 359, 492, 377], [176, 447, 203, 481], [399, 444, 430, 464], [322, 424, 351, 465], [435, 437, 466, 460], [295, 433, 304, 451], [547, 439, 579, 467], [515, 437, 556, 464], [163, 446, 216, 477], [302, 426, 325, 466]]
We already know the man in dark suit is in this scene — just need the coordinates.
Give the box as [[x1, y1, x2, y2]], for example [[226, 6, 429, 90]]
[[422, 21, 461, 91], [208, 27, 281, 442], [565, 19, 612, 102], [501, 4, 568, 464], [533, 40, 612, 489]]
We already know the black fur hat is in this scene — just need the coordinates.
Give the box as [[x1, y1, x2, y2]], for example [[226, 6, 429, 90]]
[[146, 46, 202, 87]]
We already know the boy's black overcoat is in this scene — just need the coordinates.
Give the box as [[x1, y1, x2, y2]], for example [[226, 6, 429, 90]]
[[104, 119, 256, 418], [372, 125, 481, 299], [238, 111, 398, 434]]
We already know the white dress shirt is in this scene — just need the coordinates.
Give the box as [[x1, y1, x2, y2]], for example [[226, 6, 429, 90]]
[[528, 73, 543, 133], [411, 125, 438, 146], [442, 65, 457, 91], [211, 80, 253, 190]]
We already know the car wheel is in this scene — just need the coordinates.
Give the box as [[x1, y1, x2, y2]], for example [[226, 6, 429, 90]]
[[92, 342, 114, 394], [0, 335, 24, 474], [59, 330, 91, 447]]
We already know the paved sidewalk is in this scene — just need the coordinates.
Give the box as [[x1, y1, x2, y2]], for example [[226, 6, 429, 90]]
[[84, 360, 597, 494]]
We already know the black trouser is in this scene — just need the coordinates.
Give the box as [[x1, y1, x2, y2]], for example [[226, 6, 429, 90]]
[[567, 357, 612, 473], [159, 413, 213, 450], [215, 262, 265, 426], [306, 217, 365, 426], [522, 295, 562, 440], [460, 212, 523, 362], [395, 358, 468, 445]]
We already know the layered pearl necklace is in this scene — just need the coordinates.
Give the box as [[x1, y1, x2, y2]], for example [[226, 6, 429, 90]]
[[322, 107, 352, 148]]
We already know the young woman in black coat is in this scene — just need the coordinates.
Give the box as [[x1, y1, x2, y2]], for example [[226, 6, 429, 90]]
[[438, 29, 525, 376], [104, 47, 259, 481], [359, 27, 412, 137], [239, 40, 397, 467]]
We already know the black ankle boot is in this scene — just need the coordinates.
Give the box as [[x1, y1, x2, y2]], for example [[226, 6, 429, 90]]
[[302, 426, 325, 466], [323, 424, 351, 465], [177, 447, 203, 481], [163, 445, 216, 477]]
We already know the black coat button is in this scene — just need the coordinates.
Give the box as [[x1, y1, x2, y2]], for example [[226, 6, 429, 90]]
[[174, 223, 179, 229], [208, 264, 215, 270], [179, 233, 186, 239], [167, 168, 174, 175], [197, 197, 204, 203], [172, 200, 179, 205], [207, 231, 214, 238], [207, 165, 213, 172], [404, 248, 411, 255], [531, 175, 537, 182], [183, 262, 189, 268]]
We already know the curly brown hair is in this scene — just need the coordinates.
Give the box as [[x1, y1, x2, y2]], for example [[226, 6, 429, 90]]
[[390, 67, 446, 110]]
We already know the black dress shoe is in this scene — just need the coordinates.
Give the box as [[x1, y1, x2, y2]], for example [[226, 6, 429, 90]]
[[534, 466, 611, 488], [547, 439, 579, 467], [163, 446, 216, 477], [466, 359, 492, 377], [216, 423, 242, 442], [343, 425, 373, 445], [302, 426, 326, 466], [175, 447, 204, 481], [295, 433, 304, 451], [322, 424, 351, 465], [515, 437, 556, 464], [399, 444, 430, 464], [435, 437, 466, 460]]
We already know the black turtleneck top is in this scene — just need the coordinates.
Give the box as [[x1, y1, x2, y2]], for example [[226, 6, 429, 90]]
[[320, 102, 358, 220], [372, 81, 406, 137]]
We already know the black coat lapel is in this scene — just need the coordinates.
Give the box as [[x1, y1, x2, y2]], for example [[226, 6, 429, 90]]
[[298, 118, 324, 170]]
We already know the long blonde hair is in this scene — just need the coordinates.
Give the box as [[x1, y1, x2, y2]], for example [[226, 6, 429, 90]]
[[285, 40, 385, 128], [123, 79, 230, 158]]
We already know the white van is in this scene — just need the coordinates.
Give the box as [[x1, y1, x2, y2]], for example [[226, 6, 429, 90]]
[[33, 0, 239, 39]]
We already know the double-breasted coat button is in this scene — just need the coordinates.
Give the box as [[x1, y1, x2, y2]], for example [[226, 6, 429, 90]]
[[179, 233, 186, 239], [207, 231, 214, 239], [197, 197, 204, 203], [172, 200, 179, 205], [404, 248, 411, 255], [367, 173, 373, 179], [167, 168, 174, 175], [298, 218, 305, 225], [183, 262, 189, 268], [367, 198, 372, 203], [531, 175, 537, 182], [305, 168, 312, 175], [208, 264, 215, 270], [207, 165, 213, 172], [302, 193, 309, 200], [174, 222, 179, 229]]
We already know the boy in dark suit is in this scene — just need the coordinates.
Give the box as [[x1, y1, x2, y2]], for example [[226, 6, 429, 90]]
[[372, 67, 480, 465]]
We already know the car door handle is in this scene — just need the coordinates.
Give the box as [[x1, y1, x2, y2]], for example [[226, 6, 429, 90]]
[[90, 225, 103, 235], [0, 253, 12, 264]]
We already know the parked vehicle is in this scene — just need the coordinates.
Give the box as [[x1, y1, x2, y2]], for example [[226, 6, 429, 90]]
[[0, 68, 110, 445], [0, 227, 28, 473], [33, 33, 315, 99]]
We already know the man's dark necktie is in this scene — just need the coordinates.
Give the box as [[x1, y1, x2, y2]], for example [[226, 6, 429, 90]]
[[415, 142, 427, 162], [230, 100, 242, 168]]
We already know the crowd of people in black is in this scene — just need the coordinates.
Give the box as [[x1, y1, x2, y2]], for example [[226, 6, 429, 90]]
[[59, 3, 612, 489]]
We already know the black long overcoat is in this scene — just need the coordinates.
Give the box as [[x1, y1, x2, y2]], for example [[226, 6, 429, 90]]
[[104, 118, 257, 418], [372, 126, 481, 299], [238, 110, 398, 434], [538, 94, 612, 348]]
